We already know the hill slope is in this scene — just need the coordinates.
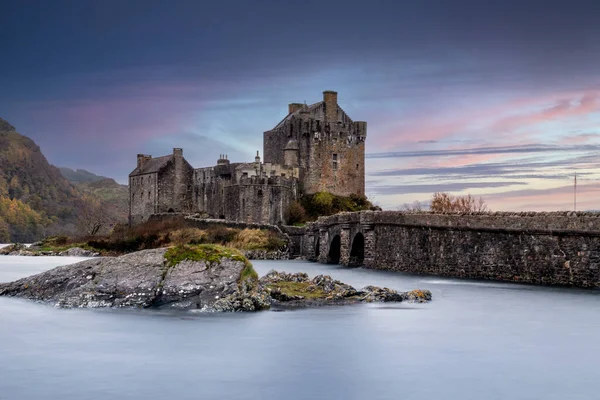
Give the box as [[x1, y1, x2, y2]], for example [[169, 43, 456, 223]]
[[59, 167, 107, 183], [0, 118, 127, 242]]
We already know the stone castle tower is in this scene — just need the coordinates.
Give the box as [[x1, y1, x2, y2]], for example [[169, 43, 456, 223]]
[[129, 91, 367, 225], [263, 91, 366, 197]]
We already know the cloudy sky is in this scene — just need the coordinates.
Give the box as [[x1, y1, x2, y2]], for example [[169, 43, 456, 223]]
[[1, 0, 599, 211]]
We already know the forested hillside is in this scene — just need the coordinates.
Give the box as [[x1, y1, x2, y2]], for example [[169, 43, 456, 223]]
[[0, 118, 127, 242]]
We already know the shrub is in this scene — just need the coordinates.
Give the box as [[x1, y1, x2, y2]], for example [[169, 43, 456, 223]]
[[169, 228, 207, 245], [229, 229, 286, 251], [300, 191, 378, 221], [287, 201, 307, 225], [204, 225, 239, 244]]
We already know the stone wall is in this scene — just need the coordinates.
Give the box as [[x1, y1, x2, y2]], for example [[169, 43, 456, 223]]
[[300, 211, 600, 288], [192, 161, 298, 225], [157, 154, 194, 215], [129, 172, 158, 224]]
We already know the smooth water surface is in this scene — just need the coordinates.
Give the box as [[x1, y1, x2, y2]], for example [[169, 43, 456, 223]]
[[1, 256, 599, 400]]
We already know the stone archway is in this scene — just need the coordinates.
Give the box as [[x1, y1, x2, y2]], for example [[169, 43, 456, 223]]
[[314, 236, 320, 260], [328, 235, 341, 264], [349, 232, 365, 267]]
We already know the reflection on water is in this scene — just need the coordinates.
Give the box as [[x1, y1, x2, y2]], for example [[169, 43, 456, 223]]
[[1, 256, 599, 400]]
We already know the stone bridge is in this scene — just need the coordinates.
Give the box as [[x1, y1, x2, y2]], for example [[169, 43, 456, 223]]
[[288, 211, 600, 288]]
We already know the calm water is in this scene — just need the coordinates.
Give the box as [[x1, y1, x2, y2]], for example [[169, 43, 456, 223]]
[[1, 255, 600, 400]]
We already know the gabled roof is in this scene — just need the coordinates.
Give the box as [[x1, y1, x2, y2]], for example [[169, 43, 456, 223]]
[[270, 101, 353, 130], [129, 155, 172, 176]]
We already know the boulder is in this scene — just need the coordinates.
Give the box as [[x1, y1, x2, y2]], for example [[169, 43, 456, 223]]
[[0, 245, 262, 311], [58, 247, 99, 257]]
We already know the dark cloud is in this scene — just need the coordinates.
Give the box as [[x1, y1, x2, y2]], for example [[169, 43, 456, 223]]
[[369, 181, 527, 195], [367, 144, 600, 160]]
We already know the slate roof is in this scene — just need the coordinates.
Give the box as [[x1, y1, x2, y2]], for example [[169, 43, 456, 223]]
[[272, 101, 323, 129], [271, 100, 353, 130], [129, 155, 172, 176]]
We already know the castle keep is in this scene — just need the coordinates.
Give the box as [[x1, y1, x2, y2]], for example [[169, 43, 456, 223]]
[[129, 91, 367, 225]]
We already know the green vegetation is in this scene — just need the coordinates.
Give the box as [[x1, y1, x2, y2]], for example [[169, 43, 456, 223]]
[[164, 243, 258, 287], [266, 281, 326, 299], [287, 191, 380, 224], [31, 218, 287, 256], [164, 243, 248, 267], [239, 261, 259, 283]]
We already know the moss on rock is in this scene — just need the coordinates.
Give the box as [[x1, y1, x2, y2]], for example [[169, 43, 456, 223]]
[[164, 244, 248, 267]]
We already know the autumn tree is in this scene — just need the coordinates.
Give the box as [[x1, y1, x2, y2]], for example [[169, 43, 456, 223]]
[[430, 192, 488, 213]]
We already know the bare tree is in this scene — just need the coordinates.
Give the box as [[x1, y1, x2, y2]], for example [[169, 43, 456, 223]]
[[399, 200, 426, 212], [76, 200, 117, 236], [430, 192, 488, 213]]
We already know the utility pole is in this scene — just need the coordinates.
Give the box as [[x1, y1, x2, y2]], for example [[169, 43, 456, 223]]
[[574, 172, 577, 211]]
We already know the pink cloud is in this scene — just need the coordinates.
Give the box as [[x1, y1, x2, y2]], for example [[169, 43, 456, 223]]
[[492, 93, 600, 132], [371, 90, 600, 151]]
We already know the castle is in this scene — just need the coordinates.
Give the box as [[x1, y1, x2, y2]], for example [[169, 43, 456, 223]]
[[129, 91, 367, 225]]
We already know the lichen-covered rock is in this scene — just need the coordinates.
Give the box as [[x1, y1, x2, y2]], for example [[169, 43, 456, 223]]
[[259, 270, 431, 307], [0, 246, 254, 311]]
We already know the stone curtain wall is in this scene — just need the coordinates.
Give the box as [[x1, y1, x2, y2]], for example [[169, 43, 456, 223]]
[[304, 211, 600, 288]]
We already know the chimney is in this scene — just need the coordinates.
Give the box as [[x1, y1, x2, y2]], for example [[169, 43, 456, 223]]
[[323, 90, 338, 122], [173, 148, 183, 158], [137, 154, 152, 168], [288, 103, 304, 114]]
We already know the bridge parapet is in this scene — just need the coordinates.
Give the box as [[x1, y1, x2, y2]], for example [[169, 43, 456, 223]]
[[302, 210, 600, 287]]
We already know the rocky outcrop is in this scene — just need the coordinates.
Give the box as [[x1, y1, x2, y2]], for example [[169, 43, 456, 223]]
[[0, 247, 252, 310], [243, 249, 289, 260], [57, 247, 99, 257], [256, 270, 432, 308], [0, 246, 432, 311], [0, 244, 99, 257]]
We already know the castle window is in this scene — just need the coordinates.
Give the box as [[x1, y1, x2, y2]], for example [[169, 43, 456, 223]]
[[132, 194, 135, 202], [148, 191, 151, 199], [332, 153, 338, 170], [141, 177, 144, 185]]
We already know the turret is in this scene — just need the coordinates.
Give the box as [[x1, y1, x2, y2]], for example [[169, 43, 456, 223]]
[[284, 139, 299, 167]]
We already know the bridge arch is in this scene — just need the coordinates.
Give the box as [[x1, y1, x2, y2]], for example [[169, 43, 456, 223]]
[[349, 232, 365, 267], [314, 235, 320, 260], [328, 235, 341, 264]]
